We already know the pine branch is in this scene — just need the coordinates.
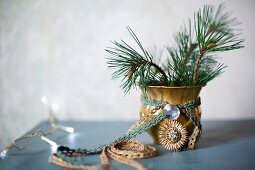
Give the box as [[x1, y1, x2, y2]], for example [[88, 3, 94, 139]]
[[192, 50, 205, 82], [106, 4, 244, 93], [166, 22, 198, 86], [106, 27, 168, 93], [192, 4, 244, 83]]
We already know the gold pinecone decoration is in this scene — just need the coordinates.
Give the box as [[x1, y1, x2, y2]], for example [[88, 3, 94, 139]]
[[158, 120, 188, 151]]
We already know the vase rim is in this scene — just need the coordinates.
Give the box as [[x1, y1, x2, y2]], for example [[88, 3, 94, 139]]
[[147, 85, 205, 89]]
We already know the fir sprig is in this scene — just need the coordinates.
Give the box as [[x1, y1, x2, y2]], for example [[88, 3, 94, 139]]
[[106, 4, 244, 93]]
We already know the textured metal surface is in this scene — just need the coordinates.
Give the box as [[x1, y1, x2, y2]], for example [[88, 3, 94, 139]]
[[1, 120, 255, 170]]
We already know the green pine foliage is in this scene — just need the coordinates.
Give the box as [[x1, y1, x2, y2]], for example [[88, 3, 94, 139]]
[[106, 4, 244, 93]]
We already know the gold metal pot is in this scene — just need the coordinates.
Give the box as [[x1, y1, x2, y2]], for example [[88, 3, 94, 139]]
[[139, 86, 202, 145]]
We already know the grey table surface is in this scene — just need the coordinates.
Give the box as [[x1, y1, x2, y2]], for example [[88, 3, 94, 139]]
[[1, 120, 255, 170]]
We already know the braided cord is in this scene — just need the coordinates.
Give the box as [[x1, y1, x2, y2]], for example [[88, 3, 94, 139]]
[[140, 96, 166, 106], [53, 96, 202, 170], [141, 96, 201, 123], [57, 96, 201, 157], [141, 95, 201, 110], [55, 103, 167, 163]]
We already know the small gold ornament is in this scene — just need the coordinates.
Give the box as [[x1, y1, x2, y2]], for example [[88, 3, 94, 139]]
[[158, 120, 188, 151]]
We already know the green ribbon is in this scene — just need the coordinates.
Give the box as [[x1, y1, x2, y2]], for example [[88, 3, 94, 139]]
[[141, 95, 201, 124]]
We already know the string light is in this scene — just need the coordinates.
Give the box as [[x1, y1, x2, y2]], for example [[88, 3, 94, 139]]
[[41, 96, 75, 134], [41, 136, 58, 147], [0, 129, 55, 160], [41, 96, 48, 105], [0, 149, 7, 159], [0, 96, 75, 159], [0, 144, 14, 160], [41, 136, 58, 153]]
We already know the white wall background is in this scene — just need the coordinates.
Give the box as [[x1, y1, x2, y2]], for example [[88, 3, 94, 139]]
[[0, 0, 254, 149]]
